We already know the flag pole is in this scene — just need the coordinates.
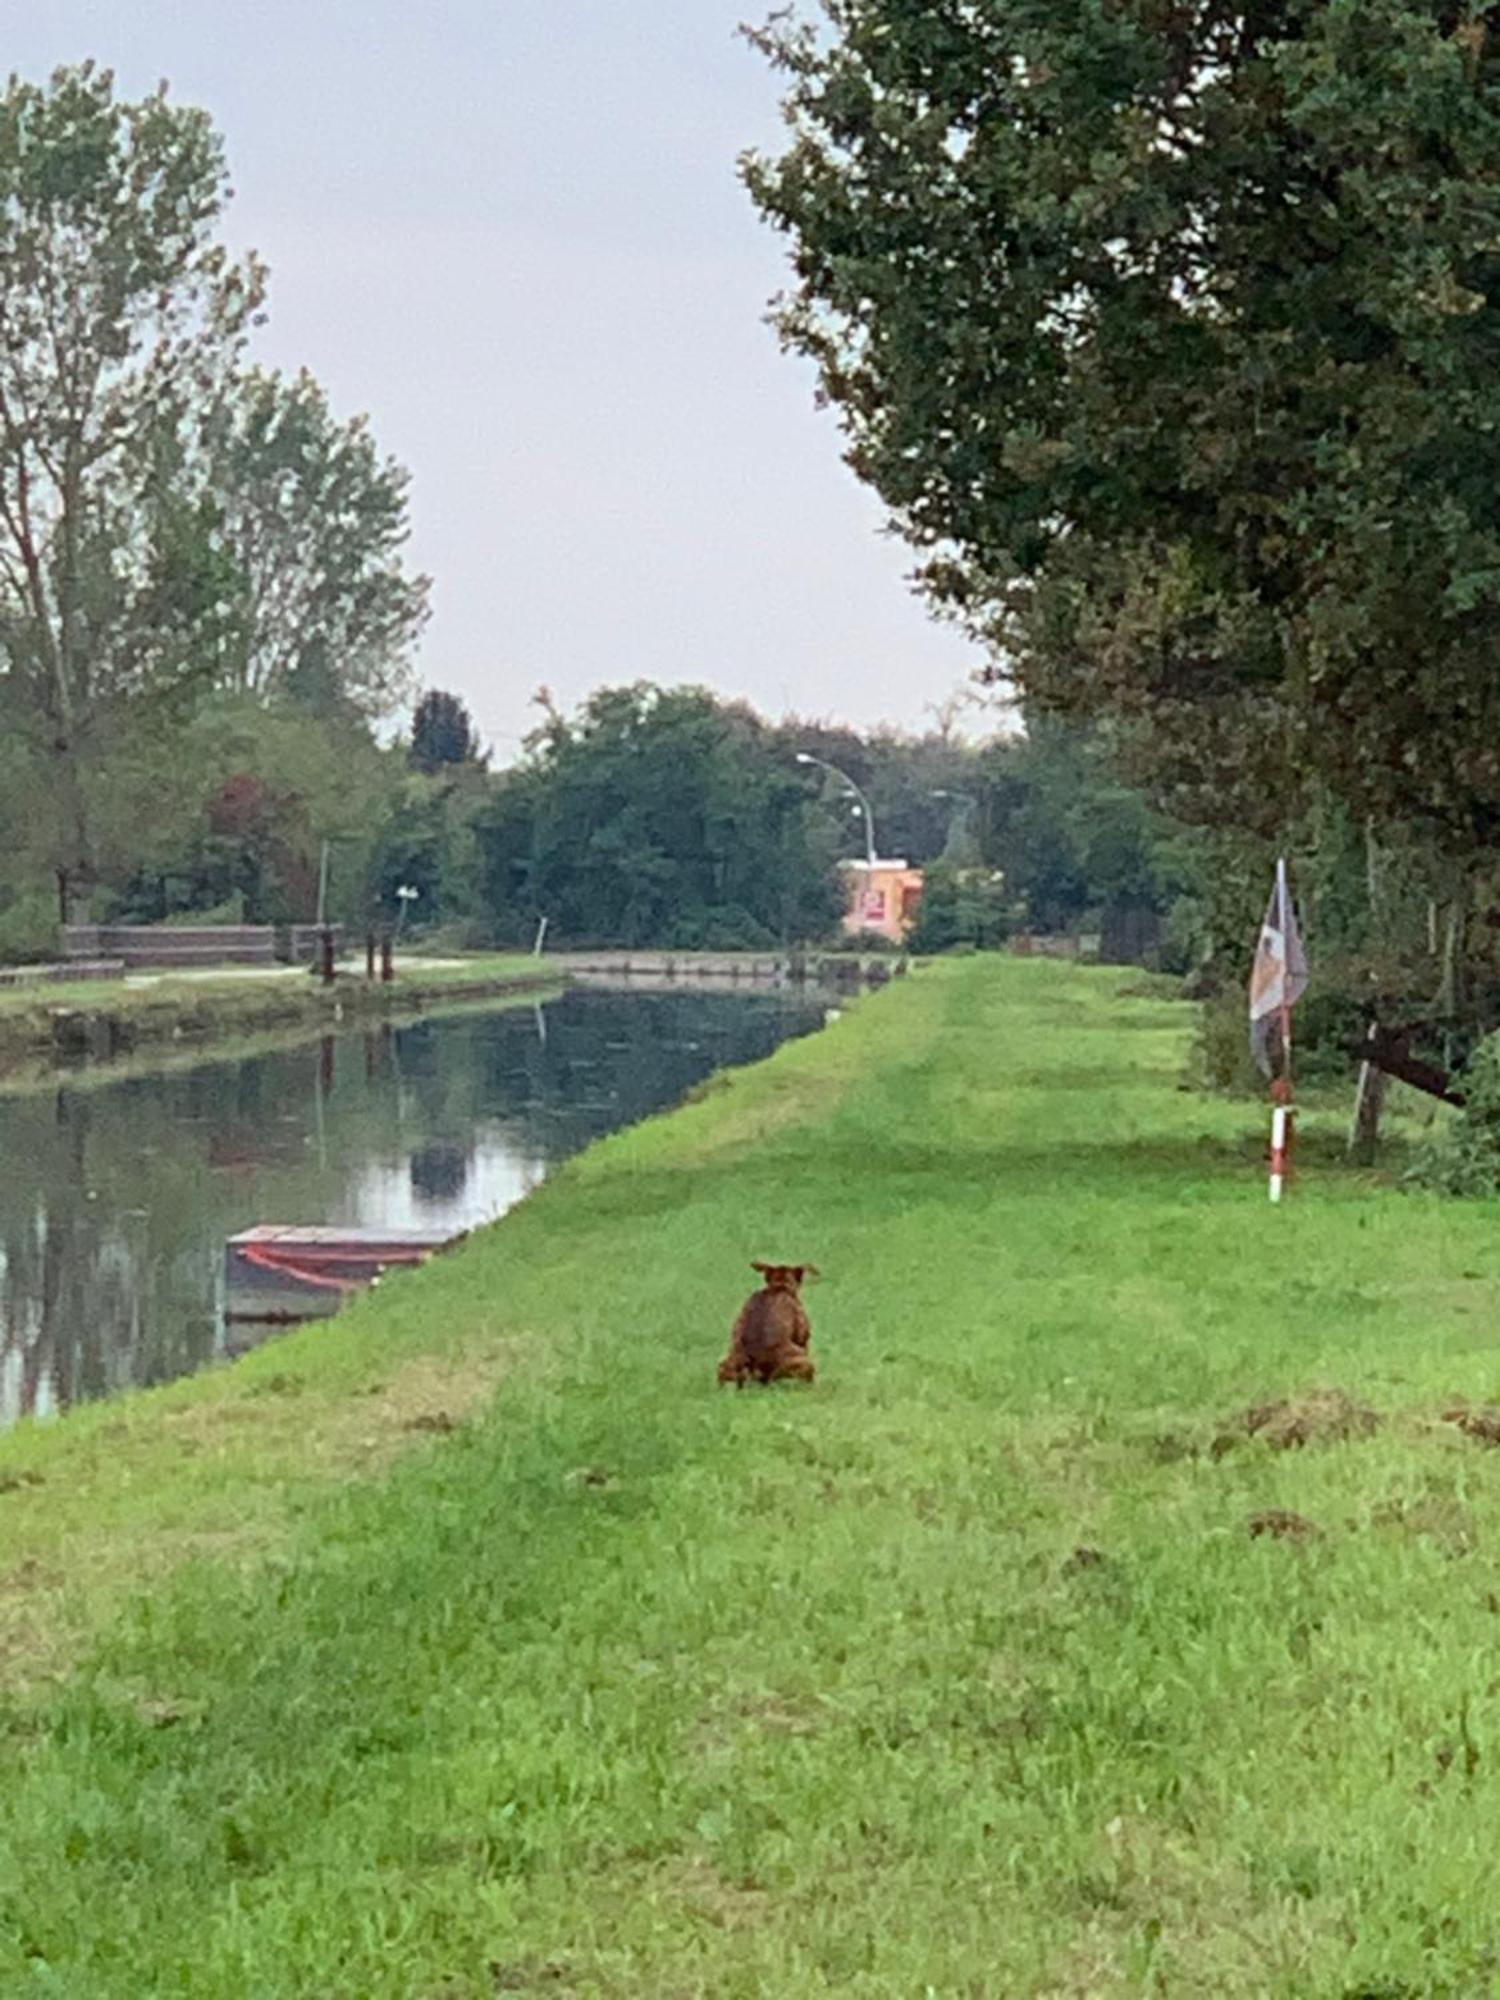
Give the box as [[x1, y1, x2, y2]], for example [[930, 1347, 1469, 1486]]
[[1270, 855, 1294, 1204]]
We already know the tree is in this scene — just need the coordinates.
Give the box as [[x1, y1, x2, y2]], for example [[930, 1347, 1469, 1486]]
[[368, 772, 484, 933], [745, 4, 1500, 859], [410, 689, 483, 773], [0, 64, 265, 917], [906, 863, 1012, 954], [470, 684, 845, 949], [981, 722, 1182, 938], [210, 367, 428, 718]]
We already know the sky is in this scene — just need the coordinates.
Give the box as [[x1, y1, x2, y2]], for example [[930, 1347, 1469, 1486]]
[[8, 0, 987, 762]]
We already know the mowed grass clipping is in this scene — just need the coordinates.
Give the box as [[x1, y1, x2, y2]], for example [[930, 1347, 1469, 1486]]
[[5, 959, 1500, 1997]]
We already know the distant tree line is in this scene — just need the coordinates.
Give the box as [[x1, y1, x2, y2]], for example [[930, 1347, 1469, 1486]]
[[370, 685, 1214, 958], [0, 651, 1208, 961]]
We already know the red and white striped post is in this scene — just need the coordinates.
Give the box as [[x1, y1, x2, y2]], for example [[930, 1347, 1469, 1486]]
[[1269, 1099, 1292, 1204]]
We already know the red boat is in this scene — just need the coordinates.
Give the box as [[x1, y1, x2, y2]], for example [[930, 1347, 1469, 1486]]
[[224, 1224, 466, 1323]]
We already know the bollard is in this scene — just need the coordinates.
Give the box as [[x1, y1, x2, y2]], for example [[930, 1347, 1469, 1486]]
[[319, 925, 336, 985], [365, 931, 376, 980], [380, 933, 394, 983]]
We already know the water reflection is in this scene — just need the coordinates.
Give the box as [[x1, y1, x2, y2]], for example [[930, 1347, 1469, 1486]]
[[0, 988, 823, 1424]]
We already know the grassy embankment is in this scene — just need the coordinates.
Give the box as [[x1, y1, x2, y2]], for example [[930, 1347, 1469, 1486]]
[[0, 953, 558, 1077], [3, 959, 1500, 1995]]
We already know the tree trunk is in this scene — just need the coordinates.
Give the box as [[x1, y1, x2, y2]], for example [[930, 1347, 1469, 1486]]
[[48, 738, 93, 931]]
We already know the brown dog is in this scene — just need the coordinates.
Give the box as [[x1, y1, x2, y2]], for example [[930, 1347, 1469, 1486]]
[[717, 1262, 819, 1387]]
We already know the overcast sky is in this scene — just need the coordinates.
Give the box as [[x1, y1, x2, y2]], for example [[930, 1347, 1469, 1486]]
[[9, 0, 986, 760]]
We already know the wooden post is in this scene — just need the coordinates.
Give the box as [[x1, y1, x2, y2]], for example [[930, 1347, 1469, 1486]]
[[380, 932, 394, 983], [319, 925, 336, 985], [365, 931, 376, 980], [1348, 1055, 1388, 1167]]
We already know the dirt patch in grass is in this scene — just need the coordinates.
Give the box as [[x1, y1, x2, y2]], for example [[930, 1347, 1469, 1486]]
[[1063, 1545, 1107, 1574], [1214, 1389, 1380, 1456], [485, 1961, 575, 1994], [1442, 1403, 1500, 1446], [1248, 1509, 1322, 1543], [1369, 1492, 1476, 1555], [693, 1688, 827, 1759], [1148, 1431, 1200, 1464]]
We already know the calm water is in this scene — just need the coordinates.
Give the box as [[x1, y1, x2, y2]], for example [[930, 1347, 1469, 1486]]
[[0, 987, 826, 1425]]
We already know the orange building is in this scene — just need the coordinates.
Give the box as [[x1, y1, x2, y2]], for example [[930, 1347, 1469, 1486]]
[[839, 859, 924, 944]]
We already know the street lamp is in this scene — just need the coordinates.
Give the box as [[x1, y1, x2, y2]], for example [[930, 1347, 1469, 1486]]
[[394, 884, 420, 941], [796, 752, 878, 871]]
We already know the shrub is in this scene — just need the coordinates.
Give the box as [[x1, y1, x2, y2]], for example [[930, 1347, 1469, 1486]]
[[1190, 989, 1265, 1096], [1408, 1036, 1500, 1196], [1190, 974, 1361, 1096], [906, 863, 1012, 954], [663, 907, 777, 952], [0, 891, 59, 965]]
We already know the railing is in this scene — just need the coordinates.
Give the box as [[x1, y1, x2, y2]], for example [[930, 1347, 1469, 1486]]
[[59, 925, 340, 970], [0, 958, 126, 988]]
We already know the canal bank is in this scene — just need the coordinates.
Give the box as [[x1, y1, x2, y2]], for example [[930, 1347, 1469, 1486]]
[[0, 953, 562, 1078], [0, 948, 903, 1081]]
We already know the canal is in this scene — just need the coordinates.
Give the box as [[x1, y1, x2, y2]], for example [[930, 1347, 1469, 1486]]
[[0, 985, 827, 1424]]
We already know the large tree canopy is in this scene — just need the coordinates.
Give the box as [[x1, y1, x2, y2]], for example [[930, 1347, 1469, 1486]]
[[0, 65, 428, 918], [746, 2, 1500, 848], [210, 368, 427, 717], [0, 63, 262, 907], [471, 685, 847, 950]]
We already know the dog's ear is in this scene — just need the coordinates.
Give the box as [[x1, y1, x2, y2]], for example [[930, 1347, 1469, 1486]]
[[799, 1264, 820, 1282], [751, 1260, 771, 1276]]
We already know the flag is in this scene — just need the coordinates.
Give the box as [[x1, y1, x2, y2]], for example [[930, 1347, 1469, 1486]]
[[1249, 858, 1308, 1079]]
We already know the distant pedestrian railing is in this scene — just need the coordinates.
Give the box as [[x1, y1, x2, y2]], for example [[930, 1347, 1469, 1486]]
[[60, 925, 339, 970], [0, 958, 126, 988]]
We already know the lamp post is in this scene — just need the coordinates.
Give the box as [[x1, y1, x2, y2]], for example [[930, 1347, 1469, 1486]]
[[394, 884, 420, 942], [795, 752, 878, 871]]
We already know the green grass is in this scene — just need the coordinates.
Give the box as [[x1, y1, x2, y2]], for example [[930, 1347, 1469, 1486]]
[[0, 953, 556, 1076], [4, 959, 1500, 1996]]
